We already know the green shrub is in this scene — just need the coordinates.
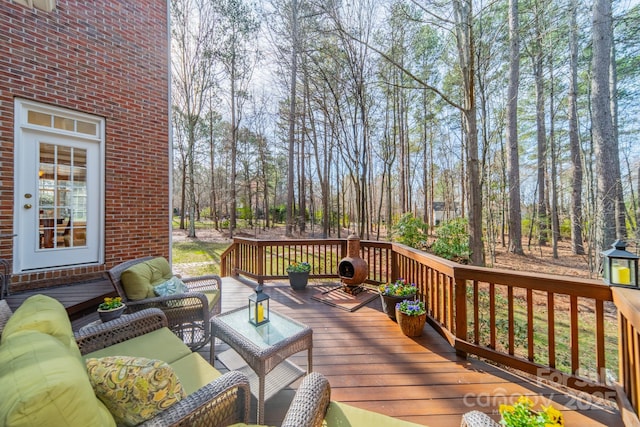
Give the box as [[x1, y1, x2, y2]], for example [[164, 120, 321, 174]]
[[431, 218, 470, 262], [391, 213, 427, 249]]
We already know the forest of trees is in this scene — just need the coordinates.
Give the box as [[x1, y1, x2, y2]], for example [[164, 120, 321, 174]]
[[171, 0, 639, 270]]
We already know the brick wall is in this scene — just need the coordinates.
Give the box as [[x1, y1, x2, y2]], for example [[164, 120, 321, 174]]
[[0, 1, 170, 291]]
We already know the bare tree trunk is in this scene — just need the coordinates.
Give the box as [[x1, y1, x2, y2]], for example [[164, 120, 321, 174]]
[[568, 0, 585, 255], [610, 42, 627, 239], [506, 0, 523, 255], [533, 8, 548, 246], [453, 0, 484, 266], [286, 0, 298, 237], [591, 0, 618, 252], [549, 61, 560, 259]]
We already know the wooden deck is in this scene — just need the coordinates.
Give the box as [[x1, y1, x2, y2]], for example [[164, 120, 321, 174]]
[[4, 278, 115, 320], [13, 276, 622, 426], [206, 277, 621, 426]]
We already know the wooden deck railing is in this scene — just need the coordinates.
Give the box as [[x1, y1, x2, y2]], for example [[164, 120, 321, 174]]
[[220, 237, 640, 423]]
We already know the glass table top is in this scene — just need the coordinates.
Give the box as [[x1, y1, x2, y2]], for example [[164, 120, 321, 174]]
[[217, 308, 307, 349]]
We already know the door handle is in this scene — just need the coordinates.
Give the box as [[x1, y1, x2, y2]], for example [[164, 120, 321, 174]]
[[24, 204, 32, 209]]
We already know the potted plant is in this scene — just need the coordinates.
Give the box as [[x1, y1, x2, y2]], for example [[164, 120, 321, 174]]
[[378, 278, 417, 320], [499, 396, 564, 426], [395, 299, 427, 337], [287, 262, 311, 290], [97, 296, 126, 322]]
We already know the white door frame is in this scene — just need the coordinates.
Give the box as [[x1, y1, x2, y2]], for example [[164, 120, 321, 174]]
[[13, 99, 105, 273]]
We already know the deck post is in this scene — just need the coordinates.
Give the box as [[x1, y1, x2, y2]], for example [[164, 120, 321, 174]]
[[454, 277, 468, 358]]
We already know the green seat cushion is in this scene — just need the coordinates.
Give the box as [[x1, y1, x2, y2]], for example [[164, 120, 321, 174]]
[[84, 327, 192, 364], [86, 356, 186, 427], [203, 289, 221, 308], [324, 402, 424, 426], [169, 352, 222, 395], [1, 294, 81, 360], [0, 330, 115, 427], [121, 257, 173, 300]]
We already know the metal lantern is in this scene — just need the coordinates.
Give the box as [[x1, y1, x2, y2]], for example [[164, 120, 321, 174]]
[[248, 284, 270, 326], [601, 239, 639, 288]]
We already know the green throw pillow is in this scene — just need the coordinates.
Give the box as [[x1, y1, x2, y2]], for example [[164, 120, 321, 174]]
[[86, 356, 186, 427]]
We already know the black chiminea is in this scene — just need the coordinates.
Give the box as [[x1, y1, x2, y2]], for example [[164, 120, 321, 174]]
[[338, 234, 368, 294]]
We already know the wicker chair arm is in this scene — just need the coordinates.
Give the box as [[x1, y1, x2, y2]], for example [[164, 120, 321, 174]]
[[125, 292, 209, 314], [281, 372, 331, 427], [74, 308, 168, 355], [460, 410, 501, 427], [182, 274, 222, 292], [139, 371, 251, 427]]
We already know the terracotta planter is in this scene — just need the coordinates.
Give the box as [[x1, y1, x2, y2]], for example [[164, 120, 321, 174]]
[[288, 271, 310, 290], [395, 309, 427, 337], [97, 304, 126, 323], [380, 294, 413, 321]]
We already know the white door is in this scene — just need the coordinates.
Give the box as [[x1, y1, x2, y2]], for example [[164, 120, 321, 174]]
[[14, 100, 103, 272]]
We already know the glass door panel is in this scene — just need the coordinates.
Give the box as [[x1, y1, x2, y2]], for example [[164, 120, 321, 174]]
[[38, 143, 88, 249]]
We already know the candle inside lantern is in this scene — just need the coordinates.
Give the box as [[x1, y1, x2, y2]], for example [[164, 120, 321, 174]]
[[257, 303, 264, 323], [612, 265, 631, 285]]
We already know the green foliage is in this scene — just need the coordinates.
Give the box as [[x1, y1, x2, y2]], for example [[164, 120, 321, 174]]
[[431, 218, 470, 261], [391, 213, 427, 249], [286, 262, 311, 273]]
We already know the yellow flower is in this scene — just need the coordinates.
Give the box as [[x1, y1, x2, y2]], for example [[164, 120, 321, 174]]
[[499, 404, 514, 415], [543, 405, 564, 426], [516, 395, 534, 407]]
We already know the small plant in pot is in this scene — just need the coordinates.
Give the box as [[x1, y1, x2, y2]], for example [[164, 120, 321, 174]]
[[97, 296, 126, 322], [287, 262, 312, 290], [395, 299, 427, 337], [378, 278, 417, 320]]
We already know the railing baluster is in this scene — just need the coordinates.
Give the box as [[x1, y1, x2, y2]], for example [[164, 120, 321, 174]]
[[490, 283, 496, 350], [570, 295, 579, 375], [548, 292, 556, 368], [527, 288, 534, 362], [508, 285, 514, 356], [596, 299, 606, 383], [473, 281, 479, 344]]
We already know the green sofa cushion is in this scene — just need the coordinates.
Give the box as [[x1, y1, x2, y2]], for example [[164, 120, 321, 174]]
[[168, 352, 222, 395], [1, 294, 81, 360], [84, 327, 192, 364], [121, 257, 173, 300], [0, 330, 115, 427], [324, 402, 424, 426]]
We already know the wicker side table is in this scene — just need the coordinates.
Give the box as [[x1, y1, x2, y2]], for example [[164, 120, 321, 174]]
[[211, 307, 313, 425], [461, 411, 501, 427]]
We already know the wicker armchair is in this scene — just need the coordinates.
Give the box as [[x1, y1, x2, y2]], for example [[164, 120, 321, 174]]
[[108, 256, 222, 350]]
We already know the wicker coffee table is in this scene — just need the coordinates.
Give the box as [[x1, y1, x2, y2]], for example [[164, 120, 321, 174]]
[[211, 307, 313, 424]]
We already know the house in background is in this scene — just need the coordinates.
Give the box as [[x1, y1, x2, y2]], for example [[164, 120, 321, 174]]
[[431, 201, 460, 226], [0, 0, 171, 292]]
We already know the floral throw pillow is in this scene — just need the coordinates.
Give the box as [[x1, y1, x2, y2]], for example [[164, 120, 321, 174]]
[[86, 356, 186, 427], [154, 276, 189, 297]]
